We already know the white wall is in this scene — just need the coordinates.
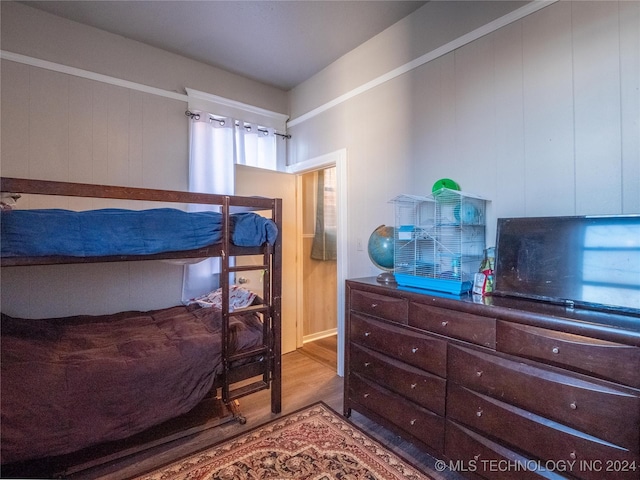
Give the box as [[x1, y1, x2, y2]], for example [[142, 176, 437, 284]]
[[288, 1, 640, 279]]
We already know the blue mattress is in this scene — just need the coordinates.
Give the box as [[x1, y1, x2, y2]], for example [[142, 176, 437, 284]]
[[0, 208, 278, 258]]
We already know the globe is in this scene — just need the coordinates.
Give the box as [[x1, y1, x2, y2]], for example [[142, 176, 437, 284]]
[[367, 225, 396, 284]]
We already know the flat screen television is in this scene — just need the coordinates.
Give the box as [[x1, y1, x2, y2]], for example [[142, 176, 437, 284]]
[[493, 215, 640, 316]]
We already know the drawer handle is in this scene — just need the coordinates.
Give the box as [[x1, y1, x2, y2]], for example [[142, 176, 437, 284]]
[[476, 408, 483, 417], [410, 419, 417, 426], [363, 393, 370, 398], [371, 303, 378, 308], [441, 321, 448, 327], [364, 332, 371, 337], [569, 402, 577, 410], [364, 362, 371, 367], [411, 347, 418, 354], [410, 383, 417, 389], [552, 346, 560, 354], [569, 451, 577, 460]]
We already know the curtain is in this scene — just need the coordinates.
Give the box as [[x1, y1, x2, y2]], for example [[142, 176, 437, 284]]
[[236, 123, 277, 170], [181, 115, 235, 303], [311, 167, 337, 261], [181, 114, 279, 302]]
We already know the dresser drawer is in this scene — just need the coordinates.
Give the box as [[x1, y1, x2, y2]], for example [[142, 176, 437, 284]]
[[497, 321, 640, 389], [350, 289, 408, 324], [410, 302, 496, 348], [448, 345, 640, 451], [349, 373, 445, 452], [447, 384, 640, 480], [350, 313, 447, 377], [445, 420, 569, 480], [350, 290, 409, 325], [350, 343, 446, 415]]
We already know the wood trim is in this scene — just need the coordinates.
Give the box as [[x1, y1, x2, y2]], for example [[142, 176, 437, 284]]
[[1, 177, 276, 208], [0, 50, 188, 102]]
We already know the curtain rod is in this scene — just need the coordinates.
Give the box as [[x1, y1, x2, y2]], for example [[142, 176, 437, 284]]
[[185, 110, 291, 139]]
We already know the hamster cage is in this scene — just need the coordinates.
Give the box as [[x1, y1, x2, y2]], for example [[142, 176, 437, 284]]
[[391, 189, 487, 294]]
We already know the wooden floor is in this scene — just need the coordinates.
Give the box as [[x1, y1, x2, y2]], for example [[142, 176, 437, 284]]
[[18, 336, 463, 480], [297, 334, 338, 370]]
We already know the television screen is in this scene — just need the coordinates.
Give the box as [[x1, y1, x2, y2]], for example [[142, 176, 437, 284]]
[[493, 215, 640, 315]]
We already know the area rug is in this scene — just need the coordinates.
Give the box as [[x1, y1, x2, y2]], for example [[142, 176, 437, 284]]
[[135, 402, 434, 480]]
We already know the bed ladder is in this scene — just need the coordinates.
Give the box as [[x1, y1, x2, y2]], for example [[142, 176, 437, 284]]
[[219, 196, 282, 415]]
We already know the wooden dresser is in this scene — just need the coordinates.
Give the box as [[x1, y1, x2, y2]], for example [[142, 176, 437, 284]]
[[344, 277, 640, 480]]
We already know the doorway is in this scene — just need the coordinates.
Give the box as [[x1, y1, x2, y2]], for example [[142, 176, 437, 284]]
[[289, 149, 347, 375], [301, 167, 338, 344]]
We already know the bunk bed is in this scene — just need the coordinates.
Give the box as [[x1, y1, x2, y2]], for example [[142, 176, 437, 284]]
[[0, 177, 283, 470]]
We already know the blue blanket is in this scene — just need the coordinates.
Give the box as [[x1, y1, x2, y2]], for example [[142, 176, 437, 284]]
[[1, 208, 277, 258]]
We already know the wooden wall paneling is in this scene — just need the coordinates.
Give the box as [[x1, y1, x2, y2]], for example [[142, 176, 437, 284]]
[[64, 263, 133, 316], [136, 95, 184, 304], [130, 261, 184, 312], [106, 85, 132, 191], [302, 237, 337, 337], [619, 0, 640, 214], [439, 54, 457, 171], [142, 95, 168, 204], [30, 68, 69, 183], [29, 193, 65, 210], [2, 263, 134, 319], [1, 61, 30, 179], [410, 56, 447, 188], [302, 171, 316, 234], [301, 171, 316, 337], [99, 84, 138, 211], [68, 77, 95, 184], [164, 98, 189, 192], [572, 1, 622, 215], [12, 262, 184, 319], [141, 94, 187, 194], [0, 268, 31, 318], [91, 81, 110, 191], [68, 76, 96, 211], [411, 54, 458, 190], [375, 76, 414, 195], [26, 265, 70, 319], [303, 237, 313, 336], [522, 1, 575, 216], [452, 34, 496, 196], [128, 90, 145, 190], [491, 21, 526, 234]]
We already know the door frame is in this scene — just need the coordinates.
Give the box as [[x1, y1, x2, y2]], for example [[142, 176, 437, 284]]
[[287, 149, 347, 376]]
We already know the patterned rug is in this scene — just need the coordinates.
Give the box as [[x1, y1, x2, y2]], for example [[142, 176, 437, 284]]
[[135, 402, 434, 480]]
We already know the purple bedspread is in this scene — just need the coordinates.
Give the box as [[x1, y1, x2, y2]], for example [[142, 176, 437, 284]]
[[0, 305, 263, 465]]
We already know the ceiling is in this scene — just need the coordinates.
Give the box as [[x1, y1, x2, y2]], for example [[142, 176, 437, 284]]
[[21, 1, 428, 91]]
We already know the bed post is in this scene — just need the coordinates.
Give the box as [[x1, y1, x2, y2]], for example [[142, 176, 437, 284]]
[[271, 197, 283, 414], [221, 195, 231, 407]]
